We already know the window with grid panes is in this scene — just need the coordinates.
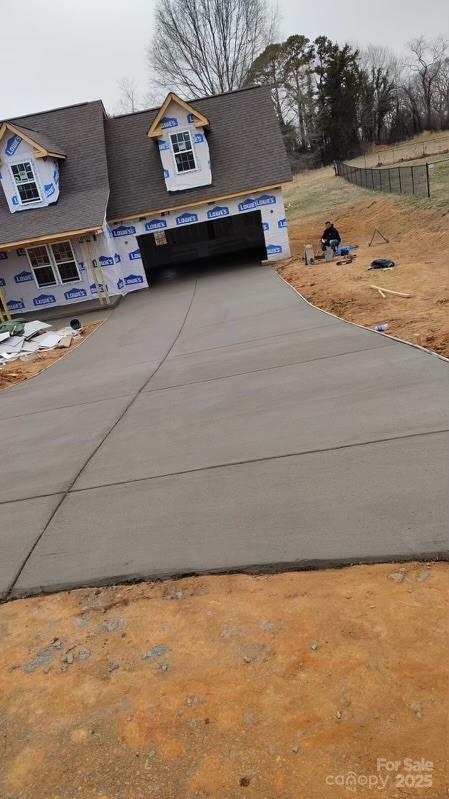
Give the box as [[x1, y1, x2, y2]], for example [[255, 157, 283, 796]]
[[170, 131, 197, 173], [27, 246, 57, 287], [51, 241, 80, 283], [10, 161, 41, 204]]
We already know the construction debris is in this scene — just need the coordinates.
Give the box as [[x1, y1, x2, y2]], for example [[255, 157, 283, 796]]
[[0, 318, 80, 365]]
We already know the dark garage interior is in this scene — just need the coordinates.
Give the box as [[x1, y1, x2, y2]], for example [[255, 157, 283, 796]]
[[137, 210, 266, 279]]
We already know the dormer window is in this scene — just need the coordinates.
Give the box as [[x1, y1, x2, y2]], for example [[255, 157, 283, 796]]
[[147, 92, 211, 191], [0, 120, 66, 214], [170, 131, 197, 173], [10, 161, 41, 205]]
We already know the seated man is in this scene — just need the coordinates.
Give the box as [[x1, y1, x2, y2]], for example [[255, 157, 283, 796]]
[[321, 221, 341, 252]]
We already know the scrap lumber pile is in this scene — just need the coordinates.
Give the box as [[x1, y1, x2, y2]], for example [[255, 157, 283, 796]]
[[0, 318, 80, 366]]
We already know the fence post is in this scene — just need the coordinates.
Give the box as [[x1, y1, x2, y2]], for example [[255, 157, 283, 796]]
[[426, 162, 431, 198], [388, 169, 392, 193], [411, 166, 415, 195], [398, 167, 402, 194]]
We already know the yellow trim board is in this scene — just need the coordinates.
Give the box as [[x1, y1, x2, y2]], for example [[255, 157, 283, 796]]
[[0, 225, 103, 252], [148, 93, 209, 138], [107, 183, 288, 225], [0, 121, 66, 159]]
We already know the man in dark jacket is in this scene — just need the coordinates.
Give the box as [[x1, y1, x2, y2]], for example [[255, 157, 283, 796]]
[[321, 221, 341, 252]]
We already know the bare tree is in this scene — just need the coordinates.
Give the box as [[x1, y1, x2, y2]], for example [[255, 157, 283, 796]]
[[149, 0, 276, 98], [116, 77, 142, 114], [408, 37, 448, 129]]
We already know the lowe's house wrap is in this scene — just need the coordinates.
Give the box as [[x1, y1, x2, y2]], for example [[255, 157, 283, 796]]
[[0, 87, 291, 312]]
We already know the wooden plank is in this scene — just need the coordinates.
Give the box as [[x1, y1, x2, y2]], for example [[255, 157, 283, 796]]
[[370, 284, 412, 298]]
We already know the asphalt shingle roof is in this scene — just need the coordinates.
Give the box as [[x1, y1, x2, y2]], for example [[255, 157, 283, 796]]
[[11, 124, 66, 158], [0, 101, 109, 247], [105, 86, 292, 221], [0, 87, 290, 247]]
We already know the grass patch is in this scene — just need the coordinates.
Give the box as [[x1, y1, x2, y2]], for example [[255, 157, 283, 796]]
[[284, 167, 371, 222]]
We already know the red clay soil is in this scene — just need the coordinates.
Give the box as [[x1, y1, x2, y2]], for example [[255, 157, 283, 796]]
[[279, 197, 449, 357], [1, 563, 448, 798]]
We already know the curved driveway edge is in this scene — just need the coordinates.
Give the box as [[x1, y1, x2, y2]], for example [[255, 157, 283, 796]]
[[2, 262, 448, 598]]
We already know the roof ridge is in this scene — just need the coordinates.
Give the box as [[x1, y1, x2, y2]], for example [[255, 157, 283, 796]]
[[110, 84, 266, 120], [2, 99, 104, 125]]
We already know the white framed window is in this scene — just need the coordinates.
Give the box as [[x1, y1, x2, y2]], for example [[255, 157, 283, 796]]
[[27, 245, 57, 288], [51, 241, 81, 284], [170, 130, 197, 173], [26, 241, 81, 289], [10, 161, 41, 205]]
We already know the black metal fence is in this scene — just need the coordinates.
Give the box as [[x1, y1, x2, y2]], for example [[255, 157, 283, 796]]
[[336, 161, 431, 198]]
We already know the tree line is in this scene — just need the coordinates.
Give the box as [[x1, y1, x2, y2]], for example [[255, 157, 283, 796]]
[[244, 35, 449, 167], [117, 0, 449, 168]]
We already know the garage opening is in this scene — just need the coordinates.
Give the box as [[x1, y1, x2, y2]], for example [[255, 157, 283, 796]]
[[137, 210, 266, 280]]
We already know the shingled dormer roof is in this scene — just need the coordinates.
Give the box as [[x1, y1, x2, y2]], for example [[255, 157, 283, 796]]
[[0, 101, 110, 248], [0, 121, 67, 159], [0, 86, 291, 249], [147, 92, 210, 138], [105, 85, 292, 222]]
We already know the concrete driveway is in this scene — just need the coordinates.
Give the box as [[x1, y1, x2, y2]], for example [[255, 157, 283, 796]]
[[2, 261, 448, 598]]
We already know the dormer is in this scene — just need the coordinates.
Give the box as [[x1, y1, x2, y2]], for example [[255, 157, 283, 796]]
[[0, 121, 66, 214], [147, 93, 211, 192]]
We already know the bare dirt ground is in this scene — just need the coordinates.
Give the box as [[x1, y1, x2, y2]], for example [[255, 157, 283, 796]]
[[0, 321, 103, 390], [1, 563, 447, 799], [279, 170, 449, 357]]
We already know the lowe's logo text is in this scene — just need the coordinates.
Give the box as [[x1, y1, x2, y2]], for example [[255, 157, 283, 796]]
[[194, 133, 204, 144], [112, 224, 136, 237], [5, 134, 22, 156], [161, 117, 178, 129], [0, 277, 5, 287], [16, 248, 25, 256], [187, 113, 195, 123], [267, 244, 282, 255], [145, 218, 167, 231], [11, 195, 19, 206], [257, 194, 276, 206], [238, 198, 257, 212], [128, 249, 142, 260], [33, 293, 56, 306], [7, 299, 25, 311], [53, 167, 59, 184], [263, 222, 269, 231], [98, 255, 114, 266], [90, 283, 104, 295], [124, 274, 144, 285], [64, 287, 87, 301], [176, 212, 198, 225], [278, 218, 287, 228], [0, 252, 8, 260], [14, 270, 33, 284], [117, 278, 124, 290], [158, 140, 169, 151], [207, 206, 229, 219], [44, 183, 55, 197]]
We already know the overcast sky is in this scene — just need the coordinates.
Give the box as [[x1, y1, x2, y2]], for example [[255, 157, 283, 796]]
[[1, 0, 448, 119]]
